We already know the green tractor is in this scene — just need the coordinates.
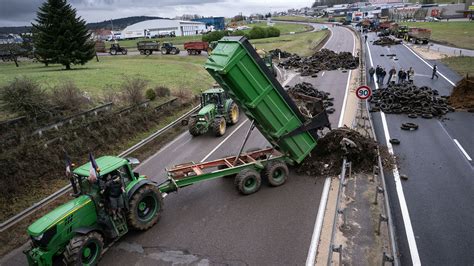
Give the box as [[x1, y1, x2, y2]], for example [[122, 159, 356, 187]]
[[160, 42, 180, 55], [24, 156, 163, 265], [187, 87, 240, 137]]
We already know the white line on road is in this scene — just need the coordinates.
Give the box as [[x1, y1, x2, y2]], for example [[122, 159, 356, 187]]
[[321, 71, 325, 77], [367, 41, 421, 265], [200, 119, 249, 162], [402, 44, 456, 86], [305, 177, 331, 266], [338, 70, 352, 127], [453, 139, 472, 161]]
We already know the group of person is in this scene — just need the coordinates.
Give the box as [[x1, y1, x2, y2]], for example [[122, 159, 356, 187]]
[[369, 66, 416, 85]]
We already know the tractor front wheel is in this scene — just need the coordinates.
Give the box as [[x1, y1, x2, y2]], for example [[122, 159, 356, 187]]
[[235, 169, 261, 195], [122, 49, 128, 55], [213, 117, 226, 137], [227, 102, 239, 125], [63, 232, 103, 266], [188, 117, 201, 136], [127, 185, 163, 230]]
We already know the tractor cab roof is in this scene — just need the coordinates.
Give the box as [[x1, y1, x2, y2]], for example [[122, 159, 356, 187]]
[[73, 156, 128, 177], [203, 88, 224, 94]]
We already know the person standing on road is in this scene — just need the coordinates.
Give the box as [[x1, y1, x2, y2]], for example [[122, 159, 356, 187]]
[[398, 68, 404, 84], [364, 35, 368, 42], [388, 67, 396, 85], [380, 68, 387, 85], [408, 67, 415, 84], [376, 65, 382, 82], [432, 64, 439, 79], [369, 67, 375, 83], [401, 70, 407, 83]]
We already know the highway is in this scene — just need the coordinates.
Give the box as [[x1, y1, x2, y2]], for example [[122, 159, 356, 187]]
[[1, 24, 357, 265], [365, 32, 474, 265]]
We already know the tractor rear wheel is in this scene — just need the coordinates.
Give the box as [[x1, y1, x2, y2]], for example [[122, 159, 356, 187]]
[[235, 169, 261, 195], [227, 102, 239, 125], [127, 185, 163, 230], [188, 117, 201, 136], [171, 48, 177, 54], [110, 49, 117, 55], [263, 160, 289, 187], [63, 232, 103, 266], [213, 117, 226, 137]]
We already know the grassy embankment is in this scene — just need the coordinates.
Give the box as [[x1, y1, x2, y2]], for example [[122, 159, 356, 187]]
[[401, 22, 474, 50], [441, 56, 474, 77], [272, 16, 328, 23]]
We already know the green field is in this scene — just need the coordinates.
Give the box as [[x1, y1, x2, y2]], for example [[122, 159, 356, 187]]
[[441, 56, 474, 77], [272, 16, 328, 23], [251, 30, 328, 56], [0, 56, 214, 98], [246, 22, 312, 34], [401, 22, 474, 50]]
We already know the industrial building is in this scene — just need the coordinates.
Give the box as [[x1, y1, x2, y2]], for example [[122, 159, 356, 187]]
[[120, 19, 206, 39], [191, 17, 225, 31]]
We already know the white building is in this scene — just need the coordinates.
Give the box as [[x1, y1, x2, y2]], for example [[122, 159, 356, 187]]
[[121, 19, 206, 39]]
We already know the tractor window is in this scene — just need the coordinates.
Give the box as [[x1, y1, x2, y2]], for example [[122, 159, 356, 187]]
[[116, 165, 132, 186]]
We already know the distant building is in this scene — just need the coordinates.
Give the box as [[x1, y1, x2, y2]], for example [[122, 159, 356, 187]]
[[121, 19, 206, 39], [191, 17, 225, 31]]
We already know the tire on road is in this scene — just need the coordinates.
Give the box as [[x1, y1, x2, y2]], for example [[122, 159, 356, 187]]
[[63, 232, 103, 266], [234, 168, 262, 195], [127, 185, 163, 230], [263, 160, 289, 187]]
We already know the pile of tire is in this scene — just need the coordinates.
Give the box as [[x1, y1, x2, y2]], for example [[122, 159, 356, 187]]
[[278, 49, 359, 77], [287, 82, 336, 114], [369, 83, 454, 118], [269, 49, 293, 58], [373, 36, 402, 46]]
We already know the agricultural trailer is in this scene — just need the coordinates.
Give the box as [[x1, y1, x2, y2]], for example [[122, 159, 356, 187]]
[[184, 41, 210, 55], [137, 41, 161, 55], [24, 36, 330, 265]]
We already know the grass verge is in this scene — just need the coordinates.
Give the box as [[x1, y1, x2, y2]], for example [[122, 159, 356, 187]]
[[440, 56, 474, 77], [400, 22, 474, 50], [272, 16, 328, 23], [250, 30, 329, 56]]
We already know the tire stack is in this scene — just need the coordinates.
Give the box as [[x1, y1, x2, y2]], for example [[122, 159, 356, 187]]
[[373, 36, 402, 46], [369, 84, 454, 118], [287, 82, 336, 115], [278, 49, 359, 77]]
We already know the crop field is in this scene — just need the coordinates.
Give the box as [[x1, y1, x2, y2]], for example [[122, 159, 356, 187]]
[[250, 30, 328, 56]]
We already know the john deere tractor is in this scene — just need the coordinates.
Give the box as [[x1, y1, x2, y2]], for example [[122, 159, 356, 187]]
[[24, 156, 163, 265], [188, 87, 239, 137]]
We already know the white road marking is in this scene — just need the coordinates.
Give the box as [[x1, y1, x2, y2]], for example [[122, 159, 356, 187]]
[[200, 119, 249, 162], [453, 139, 472, 161], [305, 177, 331, 266], [338, 70, 352, 127], [135, 132, 188, 171], [321, 71, 325, 77], [402, 44, 456, 86], [367, 40, 421, 265]]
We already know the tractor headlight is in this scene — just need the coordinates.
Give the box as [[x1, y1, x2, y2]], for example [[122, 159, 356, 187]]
[[198, 117, 206, 121], [32, 234, 43, 241]]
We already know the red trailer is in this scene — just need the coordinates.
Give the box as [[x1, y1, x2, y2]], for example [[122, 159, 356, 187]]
[[184, 41, 210, 55]]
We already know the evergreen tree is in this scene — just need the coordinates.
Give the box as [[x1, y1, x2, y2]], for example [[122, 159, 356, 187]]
[[32, 0, 95, 70]]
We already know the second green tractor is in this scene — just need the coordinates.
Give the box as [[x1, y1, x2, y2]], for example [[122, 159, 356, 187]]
[[188, 87, 240, 137]]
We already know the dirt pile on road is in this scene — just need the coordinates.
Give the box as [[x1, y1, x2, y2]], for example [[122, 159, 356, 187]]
[[287, 82, 335, 115], [373, 36, 402, 46], [269, 49, 293, 58], [278, 48, 359, 77], [296, 127, 378, 176], [369, 83, 454, 118], [448, 76, 474, 111]]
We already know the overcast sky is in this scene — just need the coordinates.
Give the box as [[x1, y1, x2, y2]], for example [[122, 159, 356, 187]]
[[0, 0, 314, 27]]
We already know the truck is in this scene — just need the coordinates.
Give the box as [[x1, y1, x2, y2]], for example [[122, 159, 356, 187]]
[[24, 36, 330, 265], [405, 27, 431, 44], [187, 87, 239, 137], [137, 41, 161, 55], [184, 41, 210, 55]]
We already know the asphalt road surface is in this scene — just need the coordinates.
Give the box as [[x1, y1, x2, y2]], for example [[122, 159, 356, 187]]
[[365, 32, 474, 265], [1, 23, 356, 266]]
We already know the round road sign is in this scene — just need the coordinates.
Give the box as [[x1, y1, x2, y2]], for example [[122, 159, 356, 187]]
[[356, 86, 372, 100]]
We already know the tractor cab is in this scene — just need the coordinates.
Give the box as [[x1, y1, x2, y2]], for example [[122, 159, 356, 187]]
[[256, 49, 276, 77], [201, 87, 226, 109]]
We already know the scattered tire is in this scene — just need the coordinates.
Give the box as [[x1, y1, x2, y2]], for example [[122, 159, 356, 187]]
[[403, 122, 418, 129], [127, 185, 163, 230], [234, 169, 262, 195], [408, 113, 417, 118], [63, 232, 103, 265], [422, 113, 433, 119], [400, 174, 409, 180], [389, 138, 401, 145], [263, 160, 289, 187], [326, 108, 335, 114], [213, 117, 226, 137]]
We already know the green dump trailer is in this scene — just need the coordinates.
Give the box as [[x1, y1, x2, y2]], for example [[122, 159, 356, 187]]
[[205, 36, 330, 164], [24, 36, 330, 266]]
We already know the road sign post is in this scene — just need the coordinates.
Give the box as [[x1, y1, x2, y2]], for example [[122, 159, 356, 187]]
[[356, 85, 372, 100]]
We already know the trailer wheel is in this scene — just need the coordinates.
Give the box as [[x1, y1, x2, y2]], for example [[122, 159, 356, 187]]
[[188, 117, 201, 136], [263, 160, 288, 187], [187, 50, 192, 55], [198, 50, 201, 55], [213, 117, 226, 137], [227, 102, 239, 125], [63, 231, 103, 266], [140, 50, 145, 55], [145, 50, 151, 55], [127, 185, 163, 230], [235, 169, 261, 195]]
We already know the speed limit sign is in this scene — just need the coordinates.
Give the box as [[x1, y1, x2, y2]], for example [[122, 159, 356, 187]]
[[356, 86, 372, 100]]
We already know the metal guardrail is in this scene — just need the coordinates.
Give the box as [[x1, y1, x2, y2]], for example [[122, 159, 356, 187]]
[[0, 105, 200, 232]]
